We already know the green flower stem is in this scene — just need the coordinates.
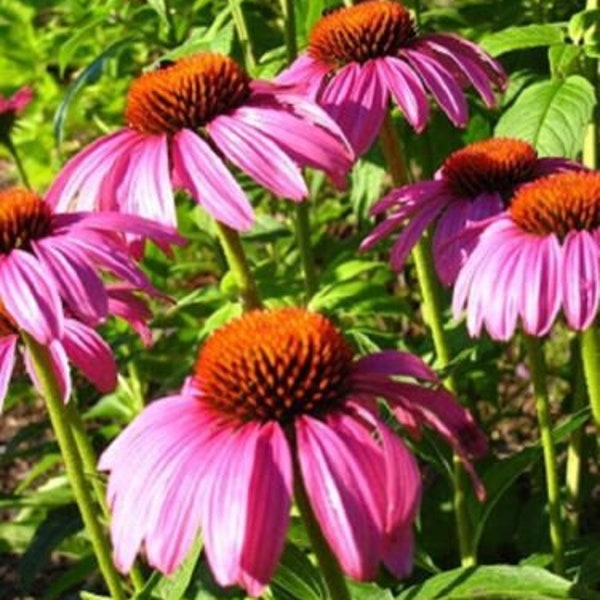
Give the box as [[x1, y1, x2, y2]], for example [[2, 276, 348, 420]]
[[3, 135, 31, 189], [67, 403, 146, 592], [215, 221, 263, 311], [581, 324, 600, 424], [228, 0, 256, 72], [24, 334, 126, 599], [523, 334, 565, 575], [292, 454, 351, 600], [278, 0, 319, 301], [565, 343, 586, 540], [294, 202, 319, 301], [379, 111, 476, 567]]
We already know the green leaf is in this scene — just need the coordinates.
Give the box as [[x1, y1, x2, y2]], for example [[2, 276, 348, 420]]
[[495, 75, 596, 158], [53, 37, 134, 147], [568, 9, 600, 46], [270, 544, 326, 600], [81, 593, 112, 600], [548, 44, 584, 78], [396, 565, 579, 599], [346, 581, 393, 599], [479, 25, 565, 56]]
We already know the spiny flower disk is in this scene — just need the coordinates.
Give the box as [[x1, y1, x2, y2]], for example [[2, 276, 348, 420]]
[[442, 138, 538, 197], [125, 54, 251, 135], [0, 188, 52, 254], [308, 0, 415, 66], [194, 308, 355, 423], [510, 171, 600, 238]]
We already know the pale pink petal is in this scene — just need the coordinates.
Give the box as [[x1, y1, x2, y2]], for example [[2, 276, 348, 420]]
[[321, 61, 388, 156], [296, 415, 382, 580], [0, 335, 17, 411], [208, 114, 308, 200], [62, 319, 117, 393], [46, 130, 142, 211], [376, 57, 430, 131], [171, 129, 254, 231], [401, 49, 468, 127], [114, 135, 176, 228], [562, 231, 600, 330], [520, 235, 562, 336], [107, 285, 153, 346], [0, 250, 63, 343]]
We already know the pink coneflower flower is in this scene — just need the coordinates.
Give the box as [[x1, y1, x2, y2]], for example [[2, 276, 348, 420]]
[[0, 187, 182, 406], [46, 53, 353, 232], [361, 138, 581, 284], [100, 307, 486, 596], [0, 86, 33, 139], [453, 171, 600, 340], [278, 0, 506, 156]]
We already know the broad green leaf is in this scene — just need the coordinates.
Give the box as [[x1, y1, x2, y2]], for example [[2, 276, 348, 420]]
[[568, 9, 600, 46], [81, 593, 112, 600], [346, 581, 393, 599], [321, 259, 382, 284], [548, 44, 584, 78], [396, 565, 580, 599], [151, 538, 203, 600], [495, 75, 596, 158], [53, 37, 135, 146], [270, 544, 326, 600], [480, 25, 565, 56], [350, 158, 386, 225]]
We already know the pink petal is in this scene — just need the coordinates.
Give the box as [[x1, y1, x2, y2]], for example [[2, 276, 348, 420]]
[[62, 319, 117, 393], [354, 350, 438, 382], [208, 114, 308, 200], [171, 129, 254, 231], [296, 415, 382, 580], [376, 58, 430, 131], [238, 423, 292, 596], [25, 339, 71, 403], [561, 231, 600, 331], [274, 54, 331, 97], [0, 250, 63, 343], [321, 61, 388, 157], [33, 239, 108, 323], [0, 335, 17, 411], [46, 129, 142, 211], [401, 49, 468, 127]]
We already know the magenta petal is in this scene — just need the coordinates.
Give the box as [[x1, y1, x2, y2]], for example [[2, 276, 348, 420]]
[[0, 251, 63, 343], [377, 58, 430, 131], [171, 129, 254, 231], [239, 423, 292, 596], [208, 114, 308, 200], [274, 54, 331, 97], [561, 231, 600, 330], [321, 61, 388, 157], [63, 319, 117, 393], [355, 350, 437, 382], [107, 285, 153, 346], [0, 335, 17, 411], [33, 239, 108, 323], [296, 415, 382, 580], [401, 49, 468, 127]]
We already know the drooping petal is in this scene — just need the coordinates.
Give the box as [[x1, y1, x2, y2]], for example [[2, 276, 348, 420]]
[[355, 350, 438, 382], [274, 54, 331, 97], [296, 414, 382, 580], [562, 230, 600, 330], [62, 319, 117, 393], [376, 57, 430, 132], [401, 49, 468, 127], [223, 102, 353, 189], [0, 335, 17, 411], [171, 129, 254, 231], [46, 130, 142, 211], [0, 250, 63, 343], [33, 238, 108, 324], [238, 422, 293, 596], [321, 61, 388, 156], [208, 114, 308, 200], [106, 285, 153, 346], [25, 339, 71, 403]]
